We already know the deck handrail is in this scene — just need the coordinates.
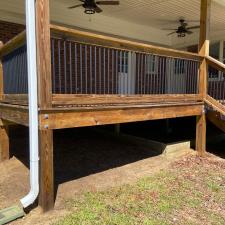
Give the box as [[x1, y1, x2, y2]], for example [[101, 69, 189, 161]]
[[0, 31, 26, 58], [206, 56, 225, 73], [50, 24, 202, 61], [204, 95, 225, 116], [205, 56, 225, 112]]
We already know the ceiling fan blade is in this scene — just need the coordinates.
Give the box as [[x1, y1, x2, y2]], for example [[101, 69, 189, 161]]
[[167, 31, 176, 36], [68, 4, 83, 9], [95, 6, 103, 13], [187, 25, 200, 30], [161, 28, 177, 31], [187, 30, 193, 34], [96, 1, 120, 5]]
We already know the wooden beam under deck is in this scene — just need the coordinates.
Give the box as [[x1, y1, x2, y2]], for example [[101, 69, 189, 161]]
[[0, 103, 29, 126], [39, 103, 203, 130], [0, 100, 203, 129]]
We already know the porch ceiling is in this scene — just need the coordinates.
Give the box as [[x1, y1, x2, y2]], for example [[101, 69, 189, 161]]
[[0, 0, 225, 48], [57, 0, 225, 31]]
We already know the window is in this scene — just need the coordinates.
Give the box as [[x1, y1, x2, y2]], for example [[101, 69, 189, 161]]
[[145, 55, 158, 74], [118, 52, 128, 73]]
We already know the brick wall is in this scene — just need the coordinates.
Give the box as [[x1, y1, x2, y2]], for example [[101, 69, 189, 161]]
[[0, 20, 25, 44]]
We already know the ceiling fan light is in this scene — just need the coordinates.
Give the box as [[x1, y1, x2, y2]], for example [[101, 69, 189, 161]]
[[85, 8, 95, 14], [178, 33, 186, 38]]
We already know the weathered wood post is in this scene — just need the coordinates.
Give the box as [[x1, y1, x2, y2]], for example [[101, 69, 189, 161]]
[[0, 41, 4, 102], [0, 41, 10, 162], [196, 0, 211, 156], [36, 0, 54, 212], [0, 123, 9, 162]]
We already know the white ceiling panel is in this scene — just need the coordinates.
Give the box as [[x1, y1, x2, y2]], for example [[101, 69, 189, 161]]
[[0, 0, 225, 47]]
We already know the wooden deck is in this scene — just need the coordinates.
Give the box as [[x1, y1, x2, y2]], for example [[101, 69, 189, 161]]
[[0, 0, 225, 213]]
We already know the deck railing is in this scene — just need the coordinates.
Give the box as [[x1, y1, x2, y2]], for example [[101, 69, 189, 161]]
[[0, 25, 206, 106], [51, 36, 200, 96], [0, 31, 28, 104], [49, 25, 203, 106]]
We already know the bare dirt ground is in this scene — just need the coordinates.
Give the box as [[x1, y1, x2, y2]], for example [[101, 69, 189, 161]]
[[0, 126, 224, 225]]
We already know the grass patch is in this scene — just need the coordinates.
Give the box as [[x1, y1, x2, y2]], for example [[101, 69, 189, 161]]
[[55, 156, 225, 225]]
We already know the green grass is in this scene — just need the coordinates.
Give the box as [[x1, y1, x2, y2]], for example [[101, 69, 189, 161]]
[[54, 157, 225, 225]]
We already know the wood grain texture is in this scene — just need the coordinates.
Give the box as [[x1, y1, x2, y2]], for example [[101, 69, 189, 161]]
[[196, 113, 206, 157], [199, 0, 211, 56], [205, 95, 225, 116], [52, 94, 203, 106], [39, 103, 203, 130], [0, 41, 3, 101], [198, 0, 211, 97], [199, 58, 207, 98], [51, 24, 202, 61], [36, 0, 52, 109], [39, 129, 54, 212], [0, 123, 9, 162], [36, 0, 54, 213], [196, 0, 211, 156], [1, 94, 28, 105], [0, 103, 29, 126], [206, 56, 225, 73], [0, 31, 26, 58]]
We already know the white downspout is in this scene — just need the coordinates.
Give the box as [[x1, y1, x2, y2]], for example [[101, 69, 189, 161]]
[[20, 0, 39, 208]]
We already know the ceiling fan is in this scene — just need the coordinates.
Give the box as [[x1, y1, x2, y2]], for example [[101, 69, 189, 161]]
[[68, 0, 120, 14], [163, 19, 200, 37]]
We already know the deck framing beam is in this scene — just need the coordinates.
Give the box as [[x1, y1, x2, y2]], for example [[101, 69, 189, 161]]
[[0, 104, 29, 126], [39, 103, 203, 130]]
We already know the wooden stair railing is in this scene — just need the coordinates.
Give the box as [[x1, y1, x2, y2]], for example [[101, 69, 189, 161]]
[[204, 56, 225, 133], [205, 56, 225, 113], [205, 95, 225, 117]]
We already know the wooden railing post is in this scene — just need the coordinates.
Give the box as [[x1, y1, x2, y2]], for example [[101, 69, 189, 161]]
[[0, 42, 9, 162], [196, 0, 211, 156], [0, 41, 4, 101], [36, 0, 54, 212]]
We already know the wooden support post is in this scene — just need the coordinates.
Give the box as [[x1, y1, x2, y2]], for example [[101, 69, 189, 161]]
[[196, 113, 206, 157], [0, 41, 4, 101], [36, 0, 52, 109], [0, 123, 9, 162], [196, 0, 211, 156], [36, 0, 54, 212], [39, 130, 54, 212]]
